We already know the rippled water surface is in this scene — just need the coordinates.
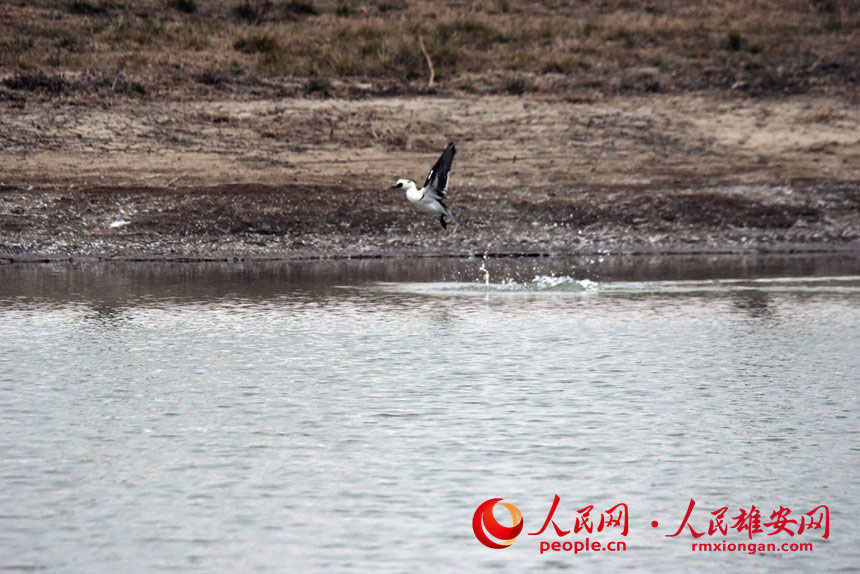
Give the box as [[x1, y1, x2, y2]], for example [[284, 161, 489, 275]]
[[1, 255, 858, 573]]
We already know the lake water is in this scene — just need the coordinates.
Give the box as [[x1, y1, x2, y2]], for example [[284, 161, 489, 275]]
[[1, 255, 858, 573]]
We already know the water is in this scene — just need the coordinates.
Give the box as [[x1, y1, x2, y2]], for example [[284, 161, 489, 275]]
[[0, 255, 858, 573]]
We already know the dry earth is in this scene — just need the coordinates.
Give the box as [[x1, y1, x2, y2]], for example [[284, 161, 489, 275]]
[[1, 93, 858, 260], [3, 94, 859, 188]]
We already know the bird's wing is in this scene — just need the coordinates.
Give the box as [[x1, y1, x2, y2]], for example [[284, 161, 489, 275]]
[[422, 142, 456, 200]]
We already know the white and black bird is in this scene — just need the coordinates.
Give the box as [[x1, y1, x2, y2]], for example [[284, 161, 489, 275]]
[[391, 142, 456, 229]]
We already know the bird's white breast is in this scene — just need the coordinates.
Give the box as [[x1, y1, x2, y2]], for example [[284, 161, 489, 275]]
[[405, 186, 424, 204]]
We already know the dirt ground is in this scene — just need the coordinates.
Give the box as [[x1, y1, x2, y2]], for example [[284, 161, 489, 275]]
[[1, 92, 858, 260], [1, 0, 857, 260], [4, 93, 860, 188]]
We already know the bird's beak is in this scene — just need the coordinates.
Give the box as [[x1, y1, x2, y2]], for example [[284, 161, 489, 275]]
[[389, 185, 399, 189]]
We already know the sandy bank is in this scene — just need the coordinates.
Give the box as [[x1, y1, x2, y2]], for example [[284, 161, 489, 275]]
[[2, 94, 858, 260]]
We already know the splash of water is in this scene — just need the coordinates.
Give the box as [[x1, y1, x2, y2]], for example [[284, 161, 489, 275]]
[[522, 275, 598, 292], [478, 255, 490, 290], [430, 274, 599, 293]]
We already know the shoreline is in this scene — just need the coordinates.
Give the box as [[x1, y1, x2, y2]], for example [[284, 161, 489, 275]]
[[3, 238, 860, 265]]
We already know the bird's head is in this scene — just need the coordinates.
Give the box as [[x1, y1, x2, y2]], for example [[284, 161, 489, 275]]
[[390, 179, 416, 191]]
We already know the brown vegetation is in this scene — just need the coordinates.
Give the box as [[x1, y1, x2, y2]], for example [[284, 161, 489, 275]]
[[1, 0, 858, 100]]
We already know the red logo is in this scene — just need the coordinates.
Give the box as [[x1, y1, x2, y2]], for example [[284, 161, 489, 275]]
[[473, 498, 524, 548]]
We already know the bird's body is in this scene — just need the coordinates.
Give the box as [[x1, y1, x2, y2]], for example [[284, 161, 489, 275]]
[[401, 180, 449, 216], [392, 143, 456, 229]]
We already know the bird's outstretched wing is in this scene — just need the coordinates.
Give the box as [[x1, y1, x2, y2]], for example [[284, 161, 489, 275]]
[[422, 142, 456, 200]]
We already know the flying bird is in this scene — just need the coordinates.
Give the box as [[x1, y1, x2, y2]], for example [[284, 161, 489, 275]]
[[391, 142, 456, 229]]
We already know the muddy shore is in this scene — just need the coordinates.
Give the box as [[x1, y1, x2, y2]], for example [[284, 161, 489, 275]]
[[2, 94, 859, 261], [1, 178, 858, 262]]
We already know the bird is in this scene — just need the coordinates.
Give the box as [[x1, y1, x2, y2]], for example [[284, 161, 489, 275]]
[[391, 142, 456, 229]]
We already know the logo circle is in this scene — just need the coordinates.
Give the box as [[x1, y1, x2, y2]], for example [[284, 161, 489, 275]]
[[472, 498, 524, 548]]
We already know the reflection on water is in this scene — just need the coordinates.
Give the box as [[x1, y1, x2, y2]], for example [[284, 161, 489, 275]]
[[731, 290, 775, 320], [0, 254, 858, 573]]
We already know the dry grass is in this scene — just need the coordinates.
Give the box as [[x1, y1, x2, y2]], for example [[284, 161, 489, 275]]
[[0, 0, 858, 100]]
